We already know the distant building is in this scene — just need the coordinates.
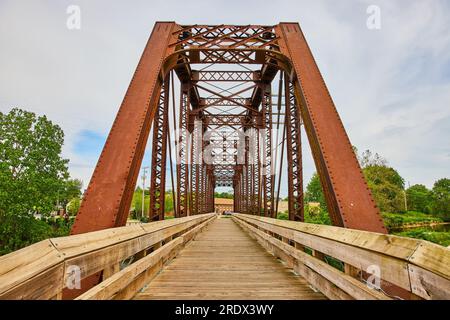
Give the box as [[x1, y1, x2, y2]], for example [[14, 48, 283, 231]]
[[214, 198, 234, 213]]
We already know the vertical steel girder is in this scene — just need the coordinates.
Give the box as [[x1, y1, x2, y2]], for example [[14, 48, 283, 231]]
[[285, 77, 304, 221], [262, 84, 274, 218], [255, 131, 262, 215], [190, 119, 201, 215], [149, 75, 170, 221], [245, 137, 251, 214], [176, 84, 190, 217], [278, 23, 386, 233]]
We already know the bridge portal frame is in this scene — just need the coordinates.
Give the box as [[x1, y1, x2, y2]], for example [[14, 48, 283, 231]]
[[67, 22, 387, 296]]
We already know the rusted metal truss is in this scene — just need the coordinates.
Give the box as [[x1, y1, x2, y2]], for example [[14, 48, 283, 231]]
[[176, 83, 190, 217], [285, 77, 303, 221], [261, 85, 274, 218], [70, 21, 387, 297], [193, 71, 258, 82], [149, 76, 170, 221]]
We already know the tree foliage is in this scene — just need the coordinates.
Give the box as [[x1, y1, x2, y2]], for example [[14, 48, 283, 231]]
[[66, 197, 81, 216], [431, 178, 450, 220], [354, 147, 406, 213], [214, 192, 234, 199], [363, 165, 405, 213], [304, 172, 326, 209], [0, 108, 70, 254], [406, 184, 432, 214]]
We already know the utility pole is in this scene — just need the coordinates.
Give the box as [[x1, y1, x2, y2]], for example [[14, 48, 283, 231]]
[[404, 181, 410, 212], [404, 190, 408, 212], [141, 166, 149, 220]]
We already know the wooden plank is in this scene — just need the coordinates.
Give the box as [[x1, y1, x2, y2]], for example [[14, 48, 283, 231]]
[[51, 224, 146, 258], [0, 263, 64, 300], [76, 238, 183, 300], [135, 218, 325, 300], [408, 242, 450, 280], [408, 264, 450, 300], [0, 240, 64, 298]]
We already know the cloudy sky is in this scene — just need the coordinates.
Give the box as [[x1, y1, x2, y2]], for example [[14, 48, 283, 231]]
[[0, 0, 449, 195]]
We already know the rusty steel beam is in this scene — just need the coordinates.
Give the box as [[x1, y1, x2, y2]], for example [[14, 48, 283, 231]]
[[176, 83, 190, 217], [285, 77, 304, 221], [261, 84, 274, 218], [277, 23, 386, 233], [190, 119, 202, 215], [193, 71, 258, 82], [149, 76, 170, 221]]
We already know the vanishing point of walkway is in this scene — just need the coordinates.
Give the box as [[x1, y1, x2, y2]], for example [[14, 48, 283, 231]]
[[134, 217, 326, 300]]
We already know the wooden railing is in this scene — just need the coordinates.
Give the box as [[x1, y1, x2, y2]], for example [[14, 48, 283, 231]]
[[0, 213, 217, 300], [233, 213, 450, 300]]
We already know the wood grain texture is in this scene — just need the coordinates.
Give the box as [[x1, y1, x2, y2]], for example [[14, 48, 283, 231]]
[[134, 217, 325, 300]]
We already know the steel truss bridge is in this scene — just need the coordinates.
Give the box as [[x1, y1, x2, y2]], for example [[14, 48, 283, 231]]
[[0, 23, 448, 300]]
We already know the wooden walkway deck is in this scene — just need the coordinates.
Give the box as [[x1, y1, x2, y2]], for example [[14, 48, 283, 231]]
[[134, 217, 326, 300]]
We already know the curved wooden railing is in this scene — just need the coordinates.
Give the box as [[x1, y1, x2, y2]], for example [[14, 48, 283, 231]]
[[0, 213, 217, 300], [233, 213, 450, 300]]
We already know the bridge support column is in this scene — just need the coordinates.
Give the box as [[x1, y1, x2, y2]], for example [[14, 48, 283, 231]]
[[285, 77, 304, 221], [176, 83, 190, 217], [149, 75, 170, 221], [261, 84, 274, 217]]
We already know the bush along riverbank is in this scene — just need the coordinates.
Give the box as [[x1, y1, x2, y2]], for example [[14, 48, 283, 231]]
[[393, 228, 450, 247], [381, 211, 445, 231]]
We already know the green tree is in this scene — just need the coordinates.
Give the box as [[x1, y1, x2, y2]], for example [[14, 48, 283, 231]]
[[431, 178, 450, 220], [214, 192, 233, 199], [165, 192, 174, 214], [363, 165, 405, 213], [132, 187, 149, 220], [406, 184, 432, 213], [354, 147, 406, 213], [0, 108, 70, 254], [66, 197, 81, 216], [61, 179, 82, 206], [304, 172, 326, 209]]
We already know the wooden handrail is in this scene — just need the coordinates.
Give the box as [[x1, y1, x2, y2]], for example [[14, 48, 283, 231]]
[[232, 213, 450, 300], [0, 213, 216, 300]]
